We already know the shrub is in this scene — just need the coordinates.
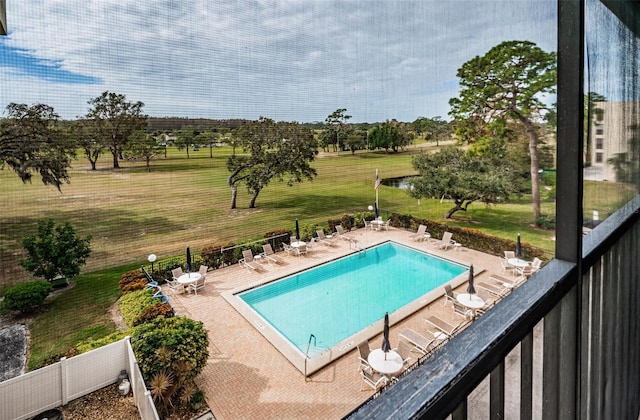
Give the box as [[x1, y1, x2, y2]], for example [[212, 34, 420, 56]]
[[119, 289, 156, 328], [119, 269, 148, 293], [536, 214, 556, 230], [133, 302, 175, 326], [2, 281, 52, 313], [132, 316, 209, 384]]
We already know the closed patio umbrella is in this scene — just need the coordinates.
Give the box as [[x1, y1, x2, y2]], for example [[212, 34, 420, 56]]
[[467, 264, 476, 294], [516, 233, 522, 258], [381, 312, 391, 359], [186, 246, 192, 273], [374, 201, 379, 219], [295, 219, 300, 240]]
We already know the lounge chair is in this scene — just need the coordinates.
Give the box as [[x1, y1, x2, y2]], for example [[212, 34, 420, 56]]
[[477, 281, 510, 298], [443, 284, 458, 306], [360, 369, 388, 391], [239, 250, 262, 271], [262, 244, 285, 264], [357, 340, 373, 373], [435, 231, 456, 250], [187, 276, 206, 295], [399, 328, 436, 355], [409, 224, 428, 241], [425, 315, 462, 339], [490, 273, 518, 289], [335, 225, 355, 241], [316, 230, 335, 246]]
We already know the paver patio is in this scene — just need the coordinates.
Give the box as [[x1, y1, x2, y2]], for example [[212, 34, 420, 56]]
[[166, 227, 508, 419]]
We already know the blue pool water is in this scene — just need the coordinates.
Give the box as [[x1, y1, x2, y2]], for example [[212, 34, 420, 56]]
[[238, 242, 466, 353]]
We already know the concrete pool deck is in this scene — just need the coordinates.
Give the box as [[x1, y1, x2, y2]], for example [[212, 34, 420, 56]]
[[166, 227, 511, 419]]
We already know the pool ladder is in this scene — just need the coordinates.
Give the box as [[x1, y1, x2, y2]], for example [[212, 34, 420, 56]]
[[304, 334, 316, 380]]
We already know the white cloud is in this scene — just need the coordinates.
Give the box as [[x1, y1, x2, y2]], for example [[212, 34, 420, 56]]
[[1, 0, 557, 122]]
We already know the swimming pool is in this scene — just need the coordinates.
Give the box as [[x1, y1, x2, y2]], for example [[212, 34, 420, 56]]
[[226, 241, 469, 375]]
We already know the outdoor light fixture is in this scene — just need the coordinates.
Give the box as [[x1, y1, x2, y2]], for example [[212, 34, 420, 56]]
[[368, 205, 374, 211], [148, 253, 157, 272]]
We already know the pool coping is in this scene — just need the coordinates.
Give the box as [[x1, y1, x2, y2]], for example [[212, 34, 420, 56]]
[[222, 240, 485, 376]]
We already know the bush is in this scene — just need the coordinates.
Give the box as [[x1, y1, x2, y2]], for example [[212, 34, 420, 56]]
[[133, 302, 175, 326], [76, 330, 129, 353], [119, 269, 148, 293], [536, 214, 556, 230], [131, 316, 209, 384], [2, 281, 52, 313], [119, 289, 156, 328]]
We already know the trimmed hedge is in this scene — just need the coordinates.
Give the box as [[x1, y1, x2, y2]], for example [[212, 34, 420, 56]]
[[119, 289, 156, 328]]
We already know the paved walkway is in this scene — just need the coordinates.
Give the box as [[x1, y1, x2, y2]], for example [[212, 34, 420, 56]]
[[166, 227, 509, 419]]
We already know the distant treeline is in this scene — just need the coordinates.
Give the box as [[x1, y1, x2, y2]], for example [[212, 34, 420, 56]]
[[144, 117, 331, 132]]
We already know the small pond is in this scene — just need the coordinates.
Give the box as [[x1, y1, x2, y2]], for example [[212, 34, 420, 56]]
[[381, 176, 415, 190]]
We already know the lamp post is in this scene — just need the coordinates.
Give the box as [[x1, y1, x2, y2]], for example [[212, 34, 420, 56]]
[[148, 254, 157, 273]]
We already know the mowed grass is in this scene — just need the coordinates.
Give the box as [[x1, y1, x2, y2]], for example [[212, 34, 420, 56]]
[[2, 143, 636, 367]]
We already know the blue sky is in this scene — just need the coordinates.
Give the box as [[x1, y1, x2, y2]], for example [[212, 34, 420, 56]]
[[0, 1, 556, 123]]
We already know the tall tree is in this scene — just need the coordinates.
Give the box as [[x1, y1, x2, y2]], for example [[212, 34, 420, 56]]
[[407, 146, 519, 218], [70, 119, 103, 170], [0, 103, 75, 190], [324, 108, 352, 152], [227, 117, 318, 209], [125, 131, 164, 172], [368, 120, 412, 152], [449, 40, 556, 221], [85, 91, 147, 169]]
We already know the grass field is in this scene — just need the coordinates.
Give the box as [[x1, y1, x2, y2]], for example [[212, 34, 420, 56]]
[[2, 142, 636, 368], [1, 143, 636, 289]]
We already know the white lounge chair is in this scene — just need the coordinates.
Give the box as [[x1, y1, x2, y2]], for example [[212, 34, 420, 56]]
[[335, 225, 355, 241], [409, 224, 428, 241], [477, 280, 510, 298], [239, 250, 262, 271], [398, 328, 437, 355], [435, 231, 456, 250], [316, 230, 334, 246], [425, 315, 463, 339], [262, 244, 285, 264]]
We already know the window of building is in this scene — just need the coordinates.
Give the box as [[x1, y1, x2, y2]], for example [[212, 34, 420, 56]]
[[596, 138, 603, 149], [595, 153, 604, 164]]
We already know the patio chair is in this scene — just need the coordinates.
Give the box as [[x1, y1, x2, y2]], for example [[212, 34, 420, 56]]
[[165, 279, 184, 296], [452, 300, 474, 320], [382, 219, 391, 231], [515, 257, 542, 282], [295, 242, 308, 256], [239, 250, 261, 271], [187, 276, 206, 295], [282, 243, 294, 255], [171, 267, 183, 281], [443, 284, 458, 306], [435, 231, 456, 250], [198, 265, 208, 278], [360, 369, 388, 391], [262, 244, 285, 264], [394, 339, 413, 367], [409, 224, 427, 241], [357, 340, 373, 373], [363, 219, 373, 231], [398, 328, 437, 355], [316, 230, 334, 246]]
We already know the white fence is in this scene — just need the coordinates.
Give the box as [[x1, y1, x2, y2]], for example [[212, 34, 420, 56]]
[[0, 337, 158, 420]]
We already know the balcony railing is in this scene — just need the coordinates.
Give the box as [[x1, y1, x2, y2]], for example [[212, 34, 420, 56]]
[[348, 1, 640, 418]]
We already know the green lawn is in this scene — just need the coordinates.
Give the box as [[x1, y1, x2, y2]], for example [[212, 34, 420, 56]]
[[2, 144, 636, 367]]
